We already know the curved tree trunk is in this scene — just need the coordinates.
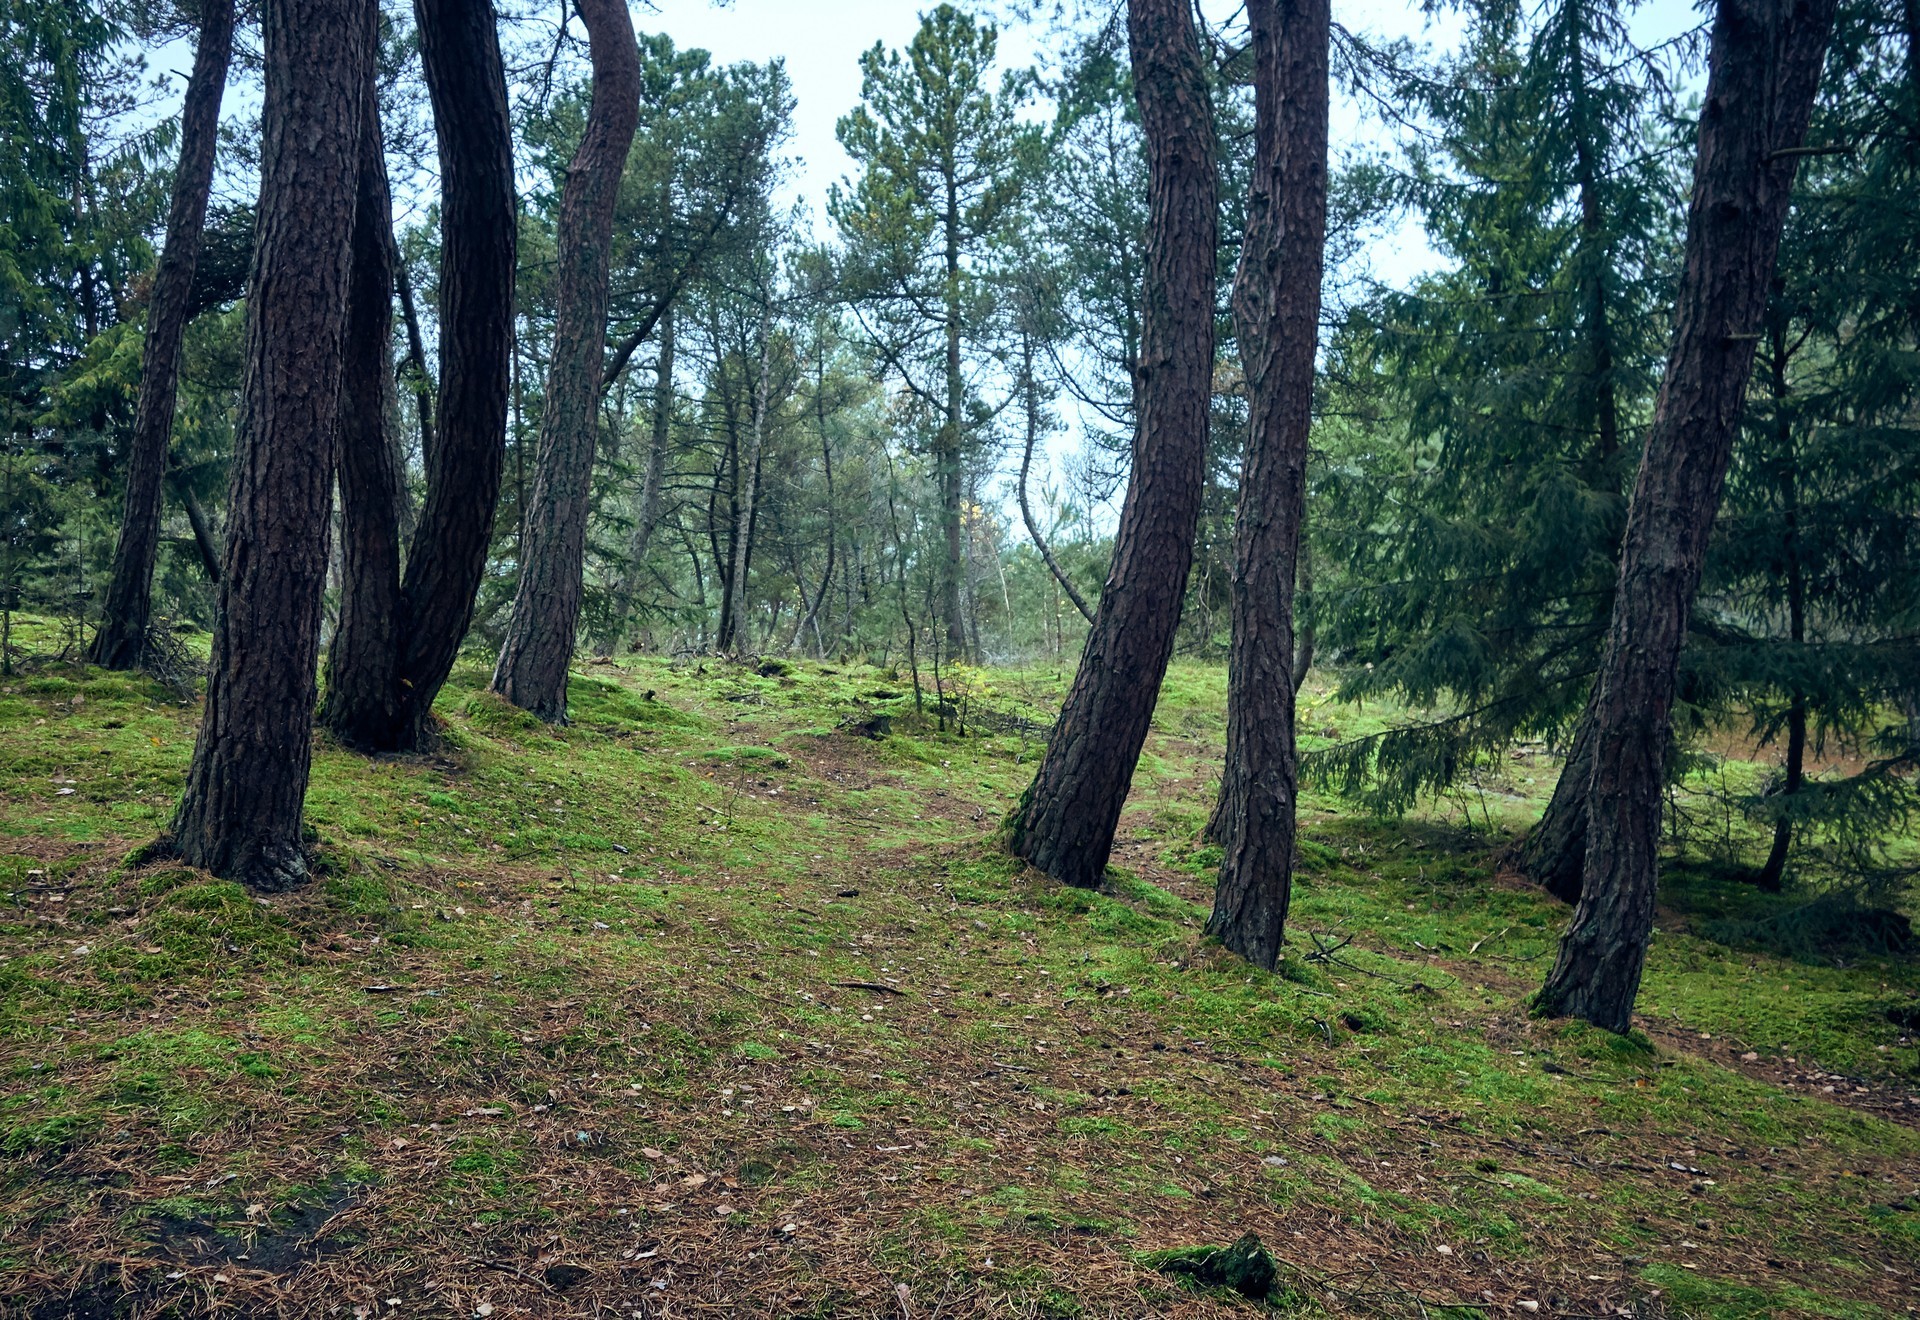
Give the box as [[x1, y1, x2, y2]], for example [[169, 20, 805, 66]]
[[1009, 0, 1217, 889], [1205, 0, 1331, 970], [491, 0, 640, 720], [1537, 0, 1837, 1033], [320, 0, 517, 750], [89, 0, 235, 669], [320, 87, 407, 745], [169, 0, 372, 890]]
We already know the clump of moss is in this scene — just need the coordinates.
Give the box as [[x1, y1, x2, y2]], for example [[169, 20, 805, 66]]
[[1141, 1232, 1277, 1300]]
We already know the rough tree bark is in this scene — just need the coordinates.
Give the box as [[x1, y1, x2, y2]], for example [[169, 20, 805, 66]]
[[321, 65, 408, 743], [1204, 0, 1331, 970], [319, 0, 517, 750], [1536, 0, 1837, 1032], [89, 0, 235, 669], [1008, 0, 1216, 889], [169, 0, 372, 890], [491, 0, 640, 720]]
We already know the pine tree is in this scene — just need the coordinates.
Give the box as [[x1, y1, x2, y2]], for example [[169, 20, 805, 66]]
[[1308, 0, 1679, 824], [1695, 0, 1920, 892]]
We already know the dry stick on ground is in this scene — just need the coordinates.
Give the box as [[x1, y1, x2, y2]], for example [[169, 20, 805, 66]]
[[1010, 0, 1218, 889], [89, 0, 235, 670], [1537, 0, 1839, 1033]]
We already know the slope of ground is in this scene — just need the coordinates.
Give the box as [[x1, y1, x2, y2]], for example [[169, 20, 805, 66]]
[[1, 638, 1917, 1318]]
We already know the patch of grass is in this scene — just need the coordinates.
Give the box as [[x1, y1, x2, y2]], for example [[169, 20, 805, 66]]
[[0, 637, 1913, 1319]]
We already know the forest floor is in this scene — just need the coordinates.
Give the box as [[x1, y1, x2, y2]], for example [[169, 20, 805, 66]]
[[2, 624, 1918, 1319]]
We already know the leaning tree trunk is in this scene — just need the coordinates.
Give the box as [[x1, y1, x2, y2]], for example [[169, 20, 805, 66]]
[[89, 0, 235, 669], [321, 77, 408, 745], [1537, 0, 1837, 1033], [169, 0, 372, 890], [599, 307, 674, 652], [1008, 0, 1217, 889], [491, 0, 640, 720], [1204, 0, 1331, 970], [1519, 698, 1600, 902], [319, 0, 517, 750]]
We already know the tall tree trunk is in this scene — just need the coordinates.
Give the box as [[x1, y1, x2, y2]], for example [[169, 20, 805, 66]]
[[1009, 0, 1217, 889], [1205, 0, 1331, 970], [169, 0, 372, 890], [727, 311, 774, 653], [1757, 311, 1803, 893], [940, 183, 969, 660], [492, 0, 640, 720], [600, 307, 673, 652], [89, 0, 235, 669], [1017, 331, 1094, 624], [320, 0, 517, 751], [794, 346, 838, 655], [321, 82, 408, 745], [1536, 0, 1836, 1033]]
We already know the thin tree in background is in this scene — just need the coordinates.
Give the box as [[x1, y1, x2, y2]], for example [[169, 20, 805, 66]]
[[832, 5, 1031, 661], [1207, 0, 1332, 970], [1536, 0, 1838, 1032], [169, 0, 372, 889], [598, 305, 674, 651], [320, 0, 517, 750], [493, 0, 641, 721], [89, 0, 235, 669], [1009, 0, 1216, 889]]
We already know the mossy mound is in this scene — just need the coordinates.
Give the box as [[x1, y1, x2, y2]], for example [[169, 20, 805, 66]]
[[1141, 1231, 1277, 1300]]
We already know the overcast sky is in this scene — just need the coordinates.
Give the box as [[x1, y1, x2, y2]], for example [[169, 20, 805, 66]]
[[648, 0, 1471, 277]]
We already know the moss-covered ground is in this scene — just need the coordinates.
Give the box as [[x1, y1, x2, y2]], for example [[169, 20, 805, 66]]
[[1, 623, 1916, 1317]]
